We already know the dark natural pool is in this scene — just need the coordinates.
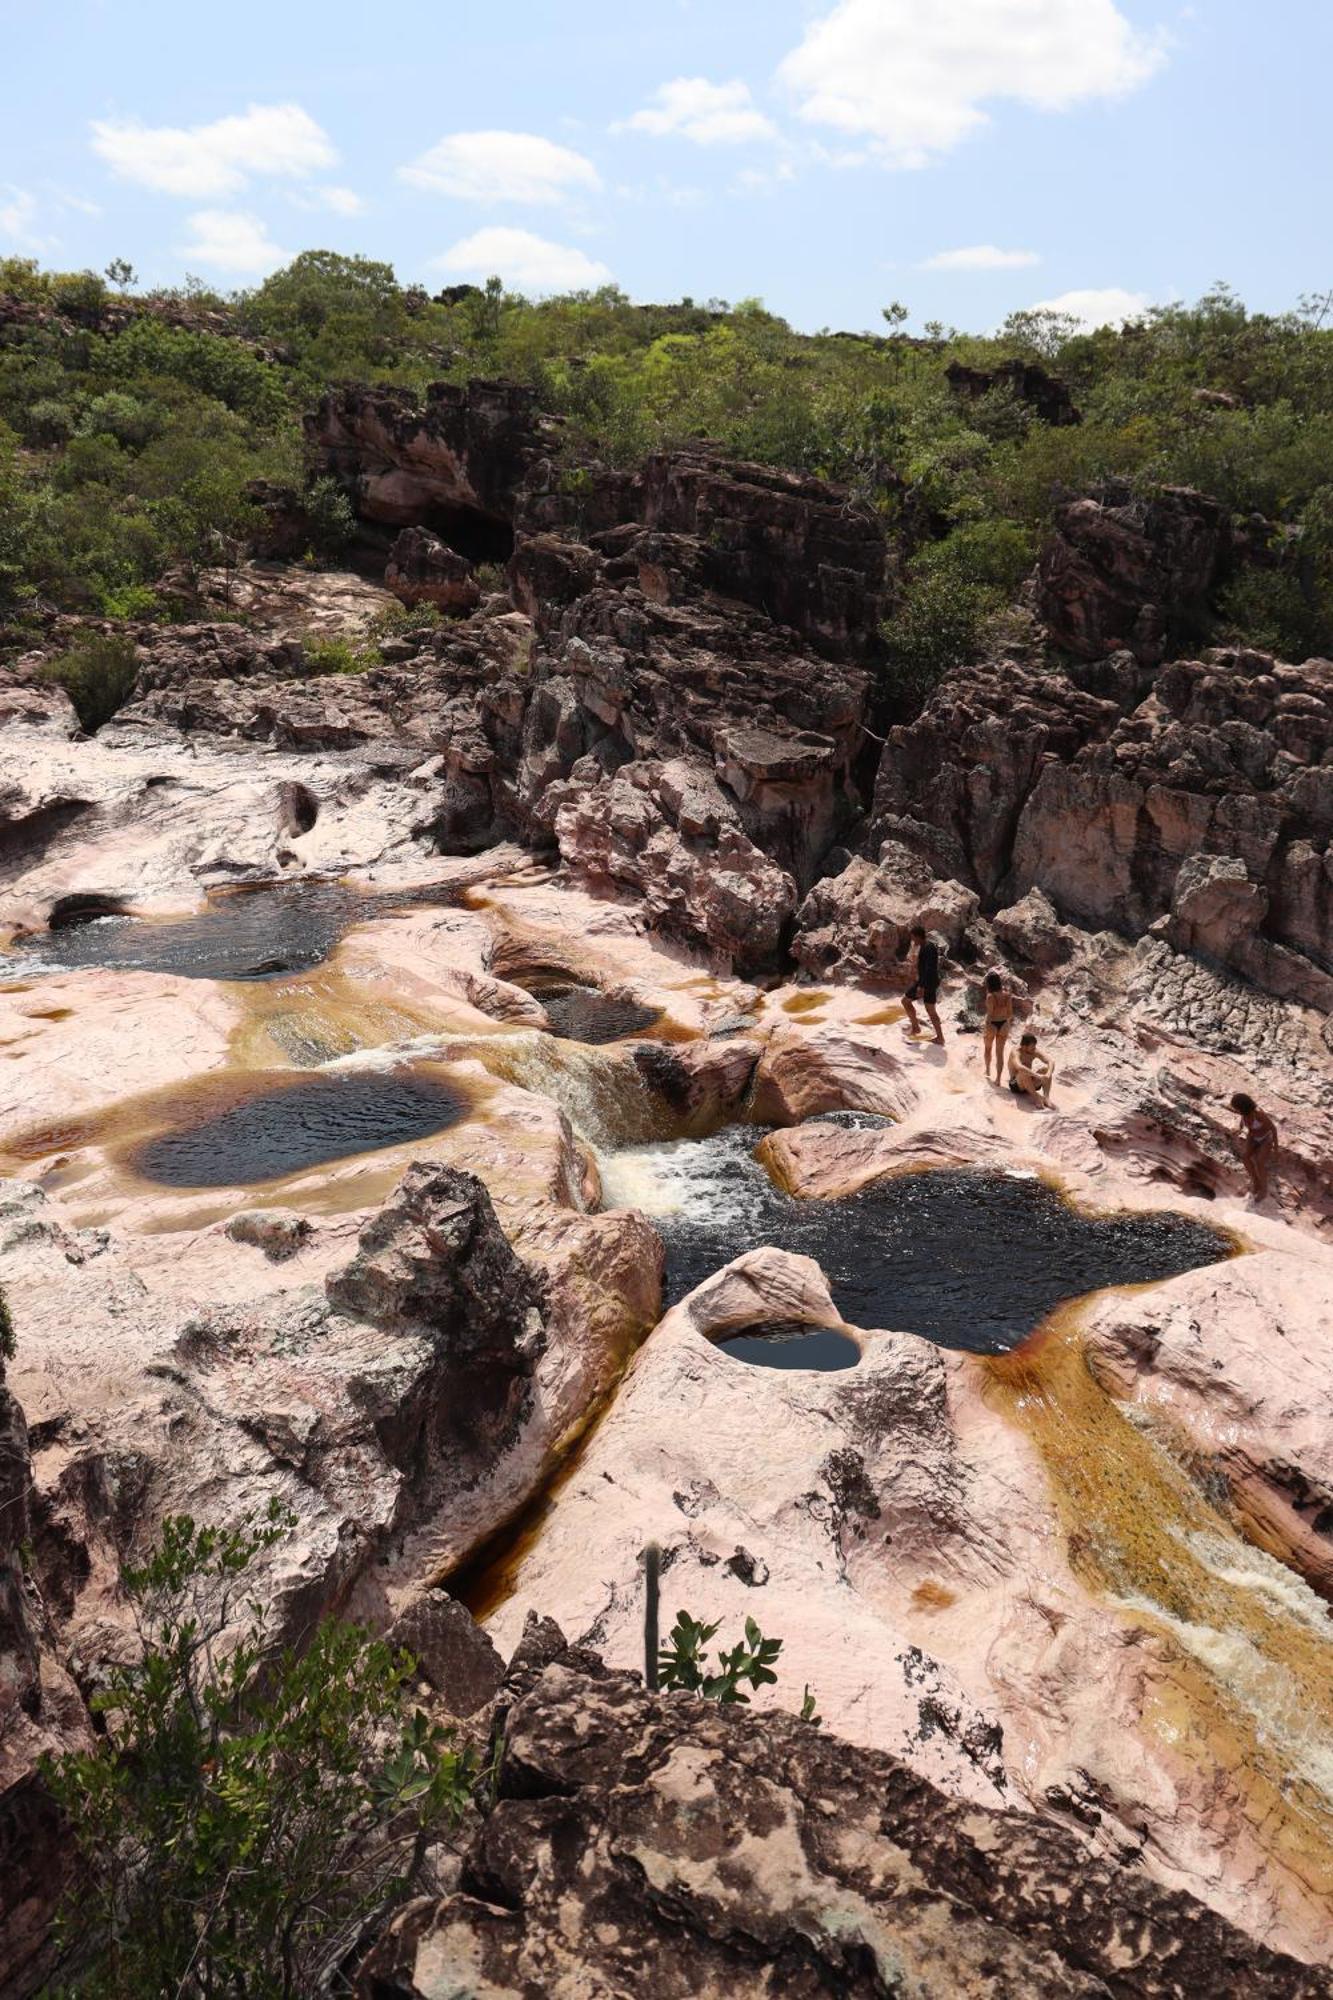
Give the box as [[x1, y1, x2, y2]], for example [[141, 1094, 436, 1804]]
[[130, 1069, 468, 1187], [606, 1130, 1232, 1354], [521, 976, 660, 1046], [718, 1320, 861, 1372], [0, 879, 469, 984]]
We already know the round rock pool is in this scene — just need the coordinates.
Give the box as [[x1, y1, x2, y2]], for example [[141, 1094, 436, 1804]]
[[0, 879, 470, 984], [128, 1069, 470, 1188], [602, 1129, 1234, 1356]]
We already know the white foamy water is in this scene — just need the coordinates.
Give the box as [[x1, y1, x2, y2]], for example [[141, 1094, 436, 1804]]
[[599, 1128, 769, 1220], [1180, 1525, 1333, 1635], [1112, 1590, 1333, 1809]]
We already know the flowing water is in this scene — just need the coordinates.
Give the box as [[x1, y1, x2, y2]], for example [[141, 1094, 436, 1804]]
[[600, 1130, 1232, 1352], [986, 1320, 1333, 1921]]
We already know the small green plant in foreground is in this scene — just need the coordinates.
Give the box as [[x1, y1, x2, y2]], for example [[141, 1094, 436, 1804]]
[[658, 1609, 784, 1705], [43, 1503, 475, 1999], [0, 1282, 13, 1361], [39, 632, 139, 733]]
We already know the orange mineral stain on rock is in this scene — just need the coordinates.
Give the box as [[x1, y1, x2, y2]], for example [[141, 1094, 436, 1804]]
[[986, 1306, 1333, 1935]]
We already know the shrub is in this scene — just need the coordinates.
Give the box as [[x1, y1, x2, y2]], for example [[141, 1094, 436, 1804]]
[[98, 582, 162, 621], [299, 632, 375, 676], [40, 632, 140, 732], [43, 1506, 476, 1999], [303, 474, 357, 558], [0, 1285, 13, 1361]]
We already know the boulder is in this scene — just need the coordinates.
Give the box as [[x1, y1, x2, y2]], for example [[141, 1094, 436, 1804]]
[[224, 1208, 313, 1261], [991, 887, 1077, 971], [1168, 853, 1270, 958], [792, 842, 979, 982], [326, 1163, 545, 1374], [1037, 484, 1230, 664], [385, 527, 481, 614], [358, 1659, 1326, 2000], [385, 1591, 505, 1716]]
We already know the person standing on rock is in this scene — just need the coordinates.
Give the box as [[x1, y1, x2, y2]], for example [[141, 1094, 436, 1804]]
[[1007, 1031, 1054, 1106], [981, 971, 1014, 1084], [1230, 1092, 1278, 1201], [903, 923, 944, 1046]]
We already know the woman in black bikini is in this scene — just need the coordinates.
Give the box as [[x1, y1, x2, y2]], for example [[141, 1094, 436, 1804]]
[[1230, 1091, 1277, 1200], [982, 971, 1013, 1084]]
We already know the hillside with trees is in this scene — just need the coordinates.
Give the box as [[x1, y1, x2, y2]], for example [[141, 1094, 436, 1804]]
[[3, 251, 1333, 699]]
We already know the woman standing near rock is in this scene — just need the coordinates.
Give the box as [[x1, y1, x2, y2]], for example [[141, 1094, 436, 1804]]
[[1230, 1092, 1278, 1201], [982, 970, 1014, 1084]]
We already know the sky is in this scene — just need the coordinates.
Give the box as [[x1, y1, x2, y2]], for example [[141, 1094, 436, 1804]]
[[3, 0, 1330, 335]]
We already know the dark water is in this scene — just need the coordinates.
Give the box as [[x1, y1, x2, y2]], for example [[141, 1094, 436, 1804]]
[[718, 1320, 861, 1372], [525, 978, 659, 1045], [130, 1070, 468, 1187], [0, 879, 468, 984], [635, 1131, 1231, 1354]]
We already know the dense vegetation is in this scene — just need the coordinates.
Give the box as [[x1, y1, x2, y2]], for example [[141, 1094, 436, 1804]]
[[3, 250, 1333, 679], [43, 1507, 479, 1998]]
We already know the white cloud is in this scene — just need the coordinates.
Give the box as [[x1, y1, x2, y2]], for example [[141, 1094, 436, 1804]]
[[619, 78, 778, 145], [177, 209, 290, 276], [433, 226, 611, 292], [401, 131, 600, 205], [91, 103, 335, 198], [779, 0, 1166, 166], [924, 244, 1041, 271], [1026, 285, 1150, 329], [291, 184, 365, 216], [0, 186, 46, 248]]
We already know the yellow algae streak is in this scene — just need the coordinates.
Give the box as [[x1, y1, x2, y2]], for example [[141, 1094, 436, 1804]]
[[985, 1308, 1333, 1923]]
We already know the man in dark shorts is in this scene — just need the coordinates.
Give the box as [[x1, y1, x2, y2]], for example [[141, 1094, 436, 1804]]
[[903, 922, 944, 1045]]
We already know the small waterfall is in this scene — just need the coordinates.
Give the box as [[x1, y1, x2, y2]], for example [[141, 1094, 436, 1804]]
[[987, 1322, 1333, 1925], [327, 1028, 662, 1156]]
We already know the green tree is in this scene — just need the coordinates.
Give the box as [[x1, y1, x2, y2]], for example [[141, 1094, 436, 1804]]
[[44, 1508, 476, 1999], [40, 633, 140, 732]]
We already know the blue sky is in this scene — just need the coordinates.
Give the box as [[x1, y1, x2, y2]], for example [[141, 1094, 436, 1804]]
[[3, 0, 1329, 334]]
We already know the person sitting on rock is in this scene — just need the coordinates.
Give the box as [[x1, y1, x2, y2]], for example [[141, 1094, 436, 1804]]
[[1007, 1031, 1053, 1106], [982, 971, 1014, 1084], [1230, 1091, 1278, 1201], [902, 923, 944, 1046]]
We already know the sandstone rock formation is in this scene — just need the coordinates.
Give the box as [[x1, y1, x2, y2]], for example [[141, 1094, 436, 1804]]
[[946, 354, 1081, 427], [361, 1656, 1326, 2000], [1037, 484, 1230, 663], [793, 840, 980, 982], [385, 526, 481, 613], [552, 759, 798, 970]]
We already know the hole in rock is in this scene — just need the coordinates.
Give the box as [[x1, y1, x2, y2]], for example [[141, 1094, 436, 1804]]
[[602, 1131, 1233, 1354], [422, 502, 514, 567], [129, 1069, 468, 1188], [1, 878, 469, 983], [47, 893, 133, 931], [519, 972, 660, 1046], [716, 1319, 860, 1372]]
